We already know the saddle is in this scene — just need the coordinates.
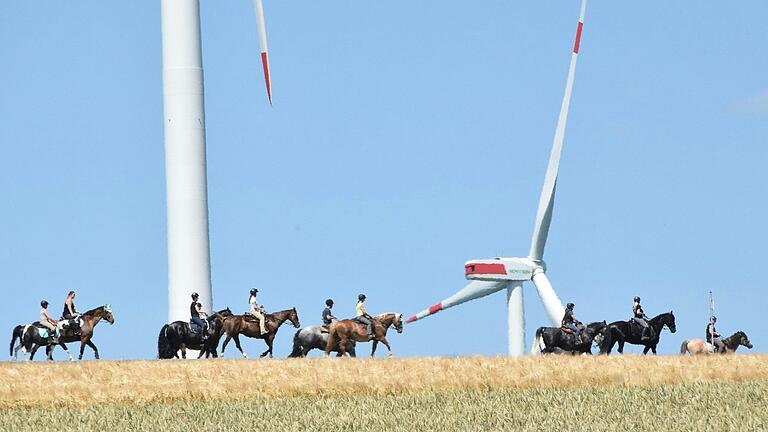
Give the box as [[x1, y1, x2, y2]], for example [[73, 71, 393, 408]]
[[320, 324, 330, 333], [560, 325, 574, 335], [189, 320, 206, 334], [243, 313, 261, 323]]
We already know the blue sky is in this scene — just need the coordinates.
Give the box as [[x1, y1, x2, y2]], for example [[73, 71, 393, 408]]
[[2, 1, 766, 360]]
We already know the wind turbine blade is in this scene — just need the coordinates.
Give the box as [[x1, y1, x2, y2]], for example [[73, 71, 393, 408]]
[[252, 0, 272, 105], [531, 271, 565, 326], [406, 281, 509, 323], [529, 0, 587, 262]]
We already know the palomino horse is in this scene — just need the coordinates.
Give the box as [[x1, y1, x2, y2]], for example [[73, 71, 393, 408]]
[[605, 311, 676, 355], [531, 321, 609, 355], [157, 309, 232, 359], [25, 305, 115, 361], [221, 308, 300, 358], [680, 331, 753, 355], [324, 312, 403, 358]]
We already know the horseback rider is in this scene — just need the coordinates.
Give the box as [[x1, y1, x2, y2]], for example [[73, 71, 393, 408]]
[[632, 296, 652, 341], [247, 288, 268, 335], [62, 290, 81, 335], [321, 298, 336, 331], [190, 292, 209, 341], [706, 316, 725, 353], [39, 300, 59, 343], [561, 303, 582, 343], [355, 294, 375, 339]]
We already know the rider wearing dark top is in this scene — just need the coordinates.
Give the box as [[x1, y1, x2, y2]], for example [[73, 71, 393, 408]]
[[62, 290, 81, 335], [706, 316, 724, 353], [322, 299, 336, 326], [189, 292, 208, 340], [561, 303, 582, 343], [632, 296, 651, 341]]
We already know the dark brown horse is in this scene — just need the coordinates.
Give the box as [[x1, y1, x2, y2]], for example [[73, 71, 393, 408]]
[[221, 308, 300, 358], [30, 305, 115, 360], [324, 312, 403, 358]]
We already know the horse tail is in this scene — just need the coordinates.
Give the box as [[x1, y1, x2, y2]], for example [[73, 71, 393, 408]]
[[157, 324, 176, 359], [288, 329, 303, 358], [10, 325, 22, 357], [530, 327, 544, 355], [679, 340, 689, 355]]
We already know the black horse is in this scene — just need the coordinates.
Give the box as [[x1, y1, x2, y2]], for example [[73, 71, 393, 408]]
[[157, 308, 231, 359], [532, 321, 609, 355], [605, 311, 676, 355]]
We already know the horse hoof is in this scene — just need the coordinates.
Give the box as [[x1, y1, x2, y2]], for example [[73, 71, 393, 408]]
[[242, 353, 249, 359]]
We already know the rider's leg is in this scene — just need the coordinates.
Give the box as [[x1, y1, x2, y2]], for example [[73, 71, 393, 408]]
[[255, 311, 267, 334], [42, 322, 58, 343], [191, 316, 207, 339], [713, 337, 725, 353], [567, 323, 581, 343]]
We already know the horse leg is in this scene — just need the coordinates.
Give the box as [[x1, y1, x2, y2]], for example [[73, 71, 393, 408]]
[[86, 340, 99, 360], [643, 345, 650, 355], [78, 339, 87, 360], [651, 344, 658, 355], [46, 344, 54, 361], [371, 340, 378, 358], [180, 344, 187, 359], [337, 333, 348, 357], [30, 344, 40, 361], [233, 334, 248, 359], [221, 334, 233, 357], [58, 343, 73, 361], [379, 337, 393, 358], [618, 340, 625, 354], [260, 334, 274, 358]]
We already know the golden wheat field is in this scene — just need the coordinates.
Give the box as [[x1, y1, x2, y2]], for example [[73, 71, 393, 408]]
[[1, 356, 767, 431]]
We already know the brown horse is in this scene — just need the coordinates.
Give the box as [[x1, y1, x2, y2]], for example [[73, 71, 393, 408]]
[[680, 331, 753, 355], [221, 308, 300, 358], [324, 312, 403, 358], [31, 305, 115, 360]]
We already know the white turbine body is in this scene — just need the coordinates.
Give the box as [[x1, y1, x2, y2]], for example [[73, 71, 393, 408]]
[[161, 0, 273, 323], [161, 0, 213, 323], [407, 0, 588, 356]]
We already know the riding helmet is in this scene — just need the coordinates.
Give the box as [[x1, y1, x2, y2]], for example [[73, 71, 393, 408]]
[[712, 316, 717, 322], [41, 300, 48, 308], [358, 294, 366, 301], [634, 296, 640, 302], [325, 299, 334, 306], [191, 292, 199, 299], [250, 288, 258, 296], [566, 302, 574, 309]]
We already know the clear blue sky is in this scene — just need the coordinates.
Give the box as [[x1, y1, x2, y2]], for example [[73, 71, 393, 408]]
[[2, 2, 766, 360]]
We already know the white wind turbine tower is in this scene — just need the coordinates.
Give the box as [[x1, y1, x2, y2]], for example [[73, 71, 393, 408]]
[[407, 0, 589, 356], [161, 0, 273, 323]]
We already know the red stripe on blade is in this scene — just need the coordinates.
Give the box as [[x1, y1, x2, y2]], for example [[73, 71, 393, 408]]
[[428, 303, 443, 314], [261, 51, 272, 104], [465, 263, 506, 276], [406, 316, 418, 323], [573, 22, 583, 54]]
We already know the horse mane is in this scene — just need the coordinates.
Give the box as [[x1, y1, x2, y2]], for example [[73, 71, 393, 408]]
[[82, 306, 105, 316]]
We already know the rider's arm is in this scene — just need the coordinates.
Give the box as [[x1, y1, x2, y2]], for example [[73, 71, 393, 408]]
[[195, 303, 206, 316], [43, 310, 57, 324]]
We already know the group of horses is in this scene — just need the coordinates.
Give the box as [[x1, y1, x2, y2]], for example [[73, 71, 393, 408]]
[[10, 305, 115, 361], [156, 307, 404, 360], [9, 305, 753, 361], [531, 311, 753, 356]]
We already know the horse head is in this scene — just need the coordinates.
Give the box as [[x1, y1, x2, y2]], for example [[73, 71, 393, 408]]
[[102, 305, 115, 325], [393, 313, 404, 334], [289, 307, 301, 328], [736, 331, 753, 349], [651, 311, 676, 333]]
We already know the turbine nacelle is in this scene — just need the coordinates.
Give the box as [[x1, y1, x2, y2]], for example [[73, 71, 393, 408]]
[[464, 257, 540, 282]]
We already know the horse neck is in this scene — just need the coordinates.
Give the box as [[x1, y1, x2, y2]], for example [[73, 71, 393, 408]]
[[649, 313, 669, 331], [270, 310, 291, 325], [82, 312, 102, 332], [377, 314, 396, 329]]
